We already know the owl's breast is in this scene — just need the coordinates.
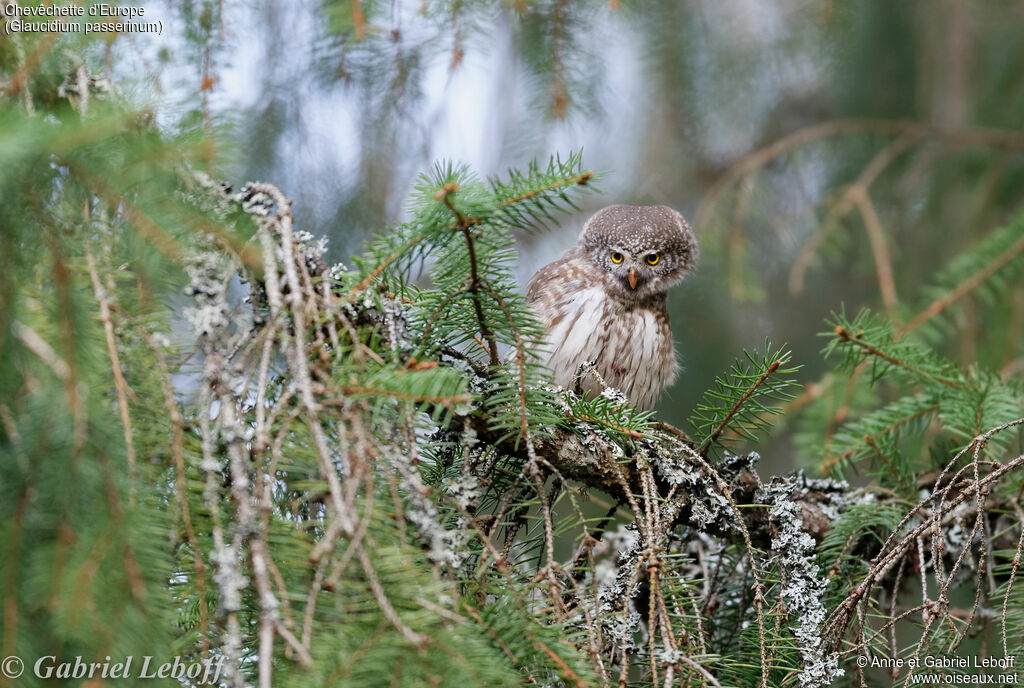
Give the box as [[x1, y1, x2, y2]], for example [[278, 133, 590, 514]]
[[538, 286, 677, 411]]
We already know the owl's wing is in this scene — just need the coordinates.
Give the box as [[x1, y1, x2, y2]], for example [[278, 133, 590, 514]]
[[526, 257, 567, 304], [526, 254, 585, 326]]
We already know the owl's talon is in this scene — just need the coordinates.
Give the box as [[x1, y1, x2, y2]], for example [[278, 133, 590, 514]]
[[572, 360, 597, 396]]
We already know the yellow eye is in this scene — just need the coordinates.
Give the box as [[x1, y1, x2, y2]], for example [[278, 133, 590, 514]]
[[610, 251, 624, 264], [645, 253, 660, 265]]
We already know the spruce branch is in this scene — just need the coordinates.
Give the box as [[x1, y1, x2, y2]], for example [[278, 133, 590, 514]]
[[436, 183, 502, 369], [533, 639, 587, 688], [489, 152, 597, 231], [823, 309, 964, 389], [820, 395, 939, 476], [690, 342, 800, 455], [564, 388, 654, 444], [323, 387, 472, 406], [701, 357, 781, 453], [497, 170, 594, 209], [10, 320, 72, 383], [832, 325, 962, 388], [140, 328, 211, 651], [822, 418, 1024, 651], [479, 280, 532, 442], [901, 218, 1024, 337], [86, 248, 138, 499], [346, 235, 424, 299], [863, 433, 910, 492]]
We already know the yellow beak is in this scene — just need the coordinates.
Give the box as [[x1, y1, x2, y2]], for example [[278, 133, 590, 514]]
[[628, 268, 638, 290]]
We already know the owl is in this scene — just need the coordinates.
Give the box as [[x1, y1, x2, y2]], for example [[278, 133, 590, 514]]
[[527, 205, 698, 411]]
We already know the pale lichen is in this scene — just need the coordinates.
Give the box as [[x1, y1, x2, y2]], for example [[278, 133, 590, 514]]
[[758, 475, 847, 688]]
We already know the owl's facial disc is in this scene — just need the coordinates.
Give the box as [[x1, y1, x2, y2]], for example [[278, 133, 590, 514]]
[[577, 204, 698, 300]]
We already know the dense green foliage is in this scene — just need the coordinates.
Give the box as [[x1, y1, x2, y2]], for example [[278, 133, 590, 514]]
[[3, 3, 1024, 688]]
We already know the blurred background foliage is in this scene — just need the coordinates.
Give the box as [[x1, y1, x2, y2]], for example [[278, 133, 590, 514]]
[[149, 0, 1024, 471], [4, 1, 1024, 686]]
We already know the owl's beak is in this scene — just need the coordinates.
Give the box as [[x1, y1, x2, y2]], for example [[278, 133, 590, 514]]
[[627, 268, 638, 290]]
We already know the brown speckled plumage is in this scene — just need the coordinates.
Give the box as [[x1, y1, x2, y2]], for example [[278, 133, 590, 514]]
[[527, 205, 698, 411]]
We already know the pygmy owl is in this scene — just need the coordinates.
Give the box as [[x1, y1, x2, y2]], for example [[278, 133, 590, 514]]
[[527, 205, 698, 411]]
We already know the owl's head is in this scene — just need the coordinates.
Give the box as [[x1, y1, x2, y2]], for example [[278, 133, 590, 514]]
[[579, 205, 698, 299]]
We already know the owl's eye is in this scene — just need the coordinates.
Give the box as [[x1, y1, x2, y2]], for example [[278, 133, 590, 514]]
[[610, 251, 624, 264], [645, 253, 660, 266]]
